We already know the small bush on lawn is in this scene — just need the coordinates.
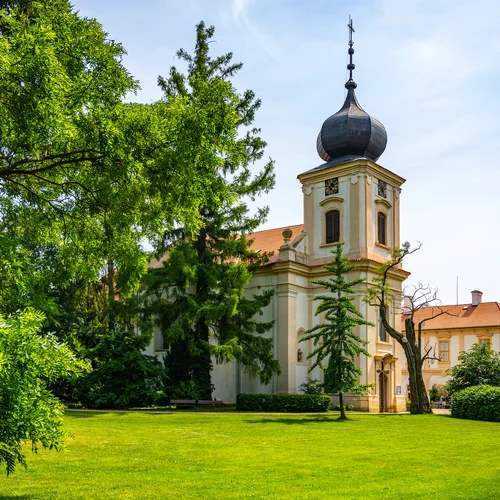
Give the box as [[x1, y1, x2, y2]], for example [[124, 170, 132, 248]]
[[333, 404, 354, 411], [236, 393, 331, 412], [451, 385, 500, 422]]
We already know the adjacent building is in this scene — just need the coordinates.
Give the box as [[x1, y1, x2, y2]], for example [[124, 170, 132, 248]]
[[402, 291, 500, 396]]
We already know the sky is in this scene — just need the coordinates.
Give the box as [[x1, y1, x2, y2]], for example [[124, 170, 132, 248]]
[[72, 0, 500, 306]]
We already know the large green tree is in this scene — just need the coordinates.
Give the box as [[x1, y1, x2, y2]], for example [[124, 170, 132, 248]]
[[0, 310, 89, 475], [302, 243, 373, 420], [0, 2, 241, 321], [447, 343, 500, 394], [143, 22, 279, 399]]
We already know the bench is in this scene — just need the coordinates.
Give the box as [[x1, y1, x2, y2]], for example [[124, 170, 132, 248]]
[[170, 399, 224, 408]]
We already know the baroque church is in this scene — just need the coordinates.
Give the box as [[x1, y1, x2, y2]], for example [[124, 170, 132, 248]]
[[145, 22, 500, 412]]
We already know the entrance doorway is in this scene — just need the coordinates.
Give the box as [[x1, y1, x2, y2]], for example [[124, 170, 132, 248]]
[[377, 355, 393, 412], [379, 370, 388, 412]]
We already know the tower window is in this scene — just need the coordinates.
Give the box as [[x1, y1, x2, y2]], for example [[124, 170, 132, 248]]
[[378, 180, 387, 198], [325, 177, 339, 196], [377, 212, 387, 246], [325, 210, 340, 244]]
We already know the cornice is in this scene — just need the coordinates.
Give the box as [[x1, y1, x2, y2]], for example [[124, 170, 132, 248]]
[[297, 158, 406, 187], [375, 198, 392, 209]]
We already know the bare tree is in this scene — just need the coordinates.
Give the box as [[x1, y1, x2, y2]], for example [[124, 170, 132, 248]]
[[367, 242, 454, 414]]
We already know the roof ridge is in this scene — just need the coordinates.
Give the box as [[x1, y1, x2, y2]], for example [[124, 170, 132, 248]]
[[249, 223, 304, 235]]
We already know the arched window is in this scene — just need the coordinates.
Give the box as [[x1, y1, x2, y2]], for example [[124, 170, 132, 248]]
[[377, 212, 387, 246], [325, 210, 340, 244]]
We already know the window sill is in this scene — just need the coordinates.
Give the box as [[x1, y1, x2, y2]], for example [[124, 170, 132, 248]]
[[377, 340, 392, 345], [375, 242, 390, 250], [320, 240, 344, 248]]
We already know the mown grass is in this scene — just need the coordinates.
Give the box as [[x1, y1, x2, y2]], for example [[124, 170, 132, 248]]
[[1, 411, 499, 499]]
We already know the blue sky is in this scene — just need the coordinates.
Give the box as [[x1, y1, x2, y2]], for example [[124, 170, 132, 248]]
[[72, 0, 500, 306]]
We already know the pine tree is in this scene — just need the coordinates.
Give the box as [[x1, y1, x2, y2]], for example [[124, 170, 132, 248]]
[[143, 22, 279, 399], [302, 243, 373, 419]]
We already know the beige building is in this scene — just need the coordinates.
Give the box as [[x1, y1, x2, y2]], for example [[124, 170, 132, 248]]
[[179, 31, 409, 412], [401, 291, 500, 396], [147, 28, 500, 412]]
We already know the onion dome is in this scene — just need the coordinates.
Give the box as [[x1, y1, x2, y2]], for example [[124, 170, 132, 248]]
[[316, 18, 387, 164]]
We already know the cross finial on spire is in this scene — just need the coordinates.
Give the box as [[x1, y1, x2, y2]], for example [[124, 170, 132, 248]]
[[345, 15, 357, 89], [348, 15, 355, 45]]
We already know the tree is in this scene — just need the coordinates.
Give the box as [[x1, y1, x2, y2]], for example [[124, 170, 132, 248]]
[[302, 243, 373, 420], [74, 328, 167, 409], [0, 2, 241, 322], [447, 343, 500, 394], [0, 310, 89, 475], [367, 243, 452, 414], [142, 22, 279, 399]]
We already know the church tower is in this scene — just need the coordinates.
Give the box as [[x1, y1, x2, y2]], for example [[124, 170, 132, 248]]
[[297, 19, 409, 412]]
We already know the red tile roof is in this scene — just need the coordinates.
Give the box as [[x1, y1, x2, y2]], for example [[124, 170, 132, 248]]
[[149, 224, 305, 269], [402, 302, 500, 330], [248, 224, 304, 263]]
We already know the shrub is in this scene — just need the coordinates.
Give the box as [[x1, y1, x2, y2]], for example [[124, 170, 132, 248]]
[[236, 393, 331, 412], [298, 378, 323, 395], [172, 380, 202, 400], [74, 329, 167, 409], [333, 404, 354, 411], [451, 385, 500, 422]]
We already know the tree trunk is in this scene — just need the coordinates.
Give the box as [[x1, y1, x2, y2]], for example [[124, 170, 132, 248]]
[[193, 226, 213, 400], [191, 327, 213, 400], [338, 392, 347, 420], [403, 319, 432, 414]]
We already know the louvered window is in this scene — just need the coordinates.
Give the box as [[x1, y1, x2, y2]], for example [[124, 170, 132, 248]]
[[325, 210, 340, 244], [377, 212, 387, 246]]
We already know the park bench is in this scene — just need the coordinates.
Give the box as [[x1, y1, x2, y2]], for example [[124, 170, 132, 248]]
[[170, 399, 224, 408]]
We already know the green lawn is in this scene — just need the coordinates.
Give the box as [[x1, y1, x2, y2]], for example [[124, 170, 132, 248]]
[[1, 411, 499, 499]]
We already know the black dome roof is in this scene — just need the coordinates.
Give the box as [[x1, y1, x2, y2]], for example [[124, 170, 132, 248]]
[[316, 85, 387, 163]]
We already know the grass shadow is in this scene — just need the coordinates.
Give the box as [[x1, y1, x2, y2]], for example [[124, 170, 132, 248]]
[[244, 416, 356, 425], [0, 496, 34, 499], [65, 410, 132, 418]]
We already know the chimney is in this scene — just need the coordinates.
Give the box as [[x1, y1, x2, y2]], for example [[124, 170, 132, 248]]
[[402, 296, 412, 315], [471, 290, 483, 306]]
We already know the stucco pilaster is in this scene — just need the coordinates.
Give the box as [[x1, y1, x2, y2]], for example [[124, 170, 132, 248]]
[[276, 282, 298, 394]]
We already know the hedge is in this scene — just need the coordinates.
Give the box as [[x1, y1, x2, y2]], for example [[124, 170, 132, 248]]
[[236, 393, 332, 412], [451, 385, 500, 422]]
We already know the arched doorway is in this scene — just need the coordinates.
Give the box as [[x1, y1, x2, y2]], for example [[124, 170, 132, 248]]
[[377, 354, 394, 413]]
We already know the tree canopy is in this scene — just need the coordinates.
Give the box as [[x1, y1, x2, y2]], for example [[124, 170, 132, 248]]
[[0, 310, 89, 475], [447, 342, 500, 394]]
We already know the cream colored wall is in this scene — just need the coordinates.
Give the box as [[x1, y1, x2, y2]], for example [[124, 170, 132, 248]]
[[450, 335, 460, 366], [464, 335, 476, 351], [492, 333, 500, 351]]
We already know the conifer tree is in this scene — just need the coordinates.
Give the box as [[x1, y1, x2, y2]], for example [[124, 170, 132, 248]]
[[143, 22, 279, 399], [302, 243, 373, 419]]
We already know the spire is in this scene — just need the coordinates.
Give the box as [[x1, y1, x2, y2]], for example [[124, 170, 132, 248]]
[[345, 15, 357, 89], [315, 16, 387, 164]]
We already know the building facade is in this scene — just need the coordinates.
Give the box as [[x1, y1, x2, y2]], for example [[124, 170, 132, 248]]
[[146, 26, 410, 412], [401, 290, 500, 397], [147, 24, 500, 411]]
